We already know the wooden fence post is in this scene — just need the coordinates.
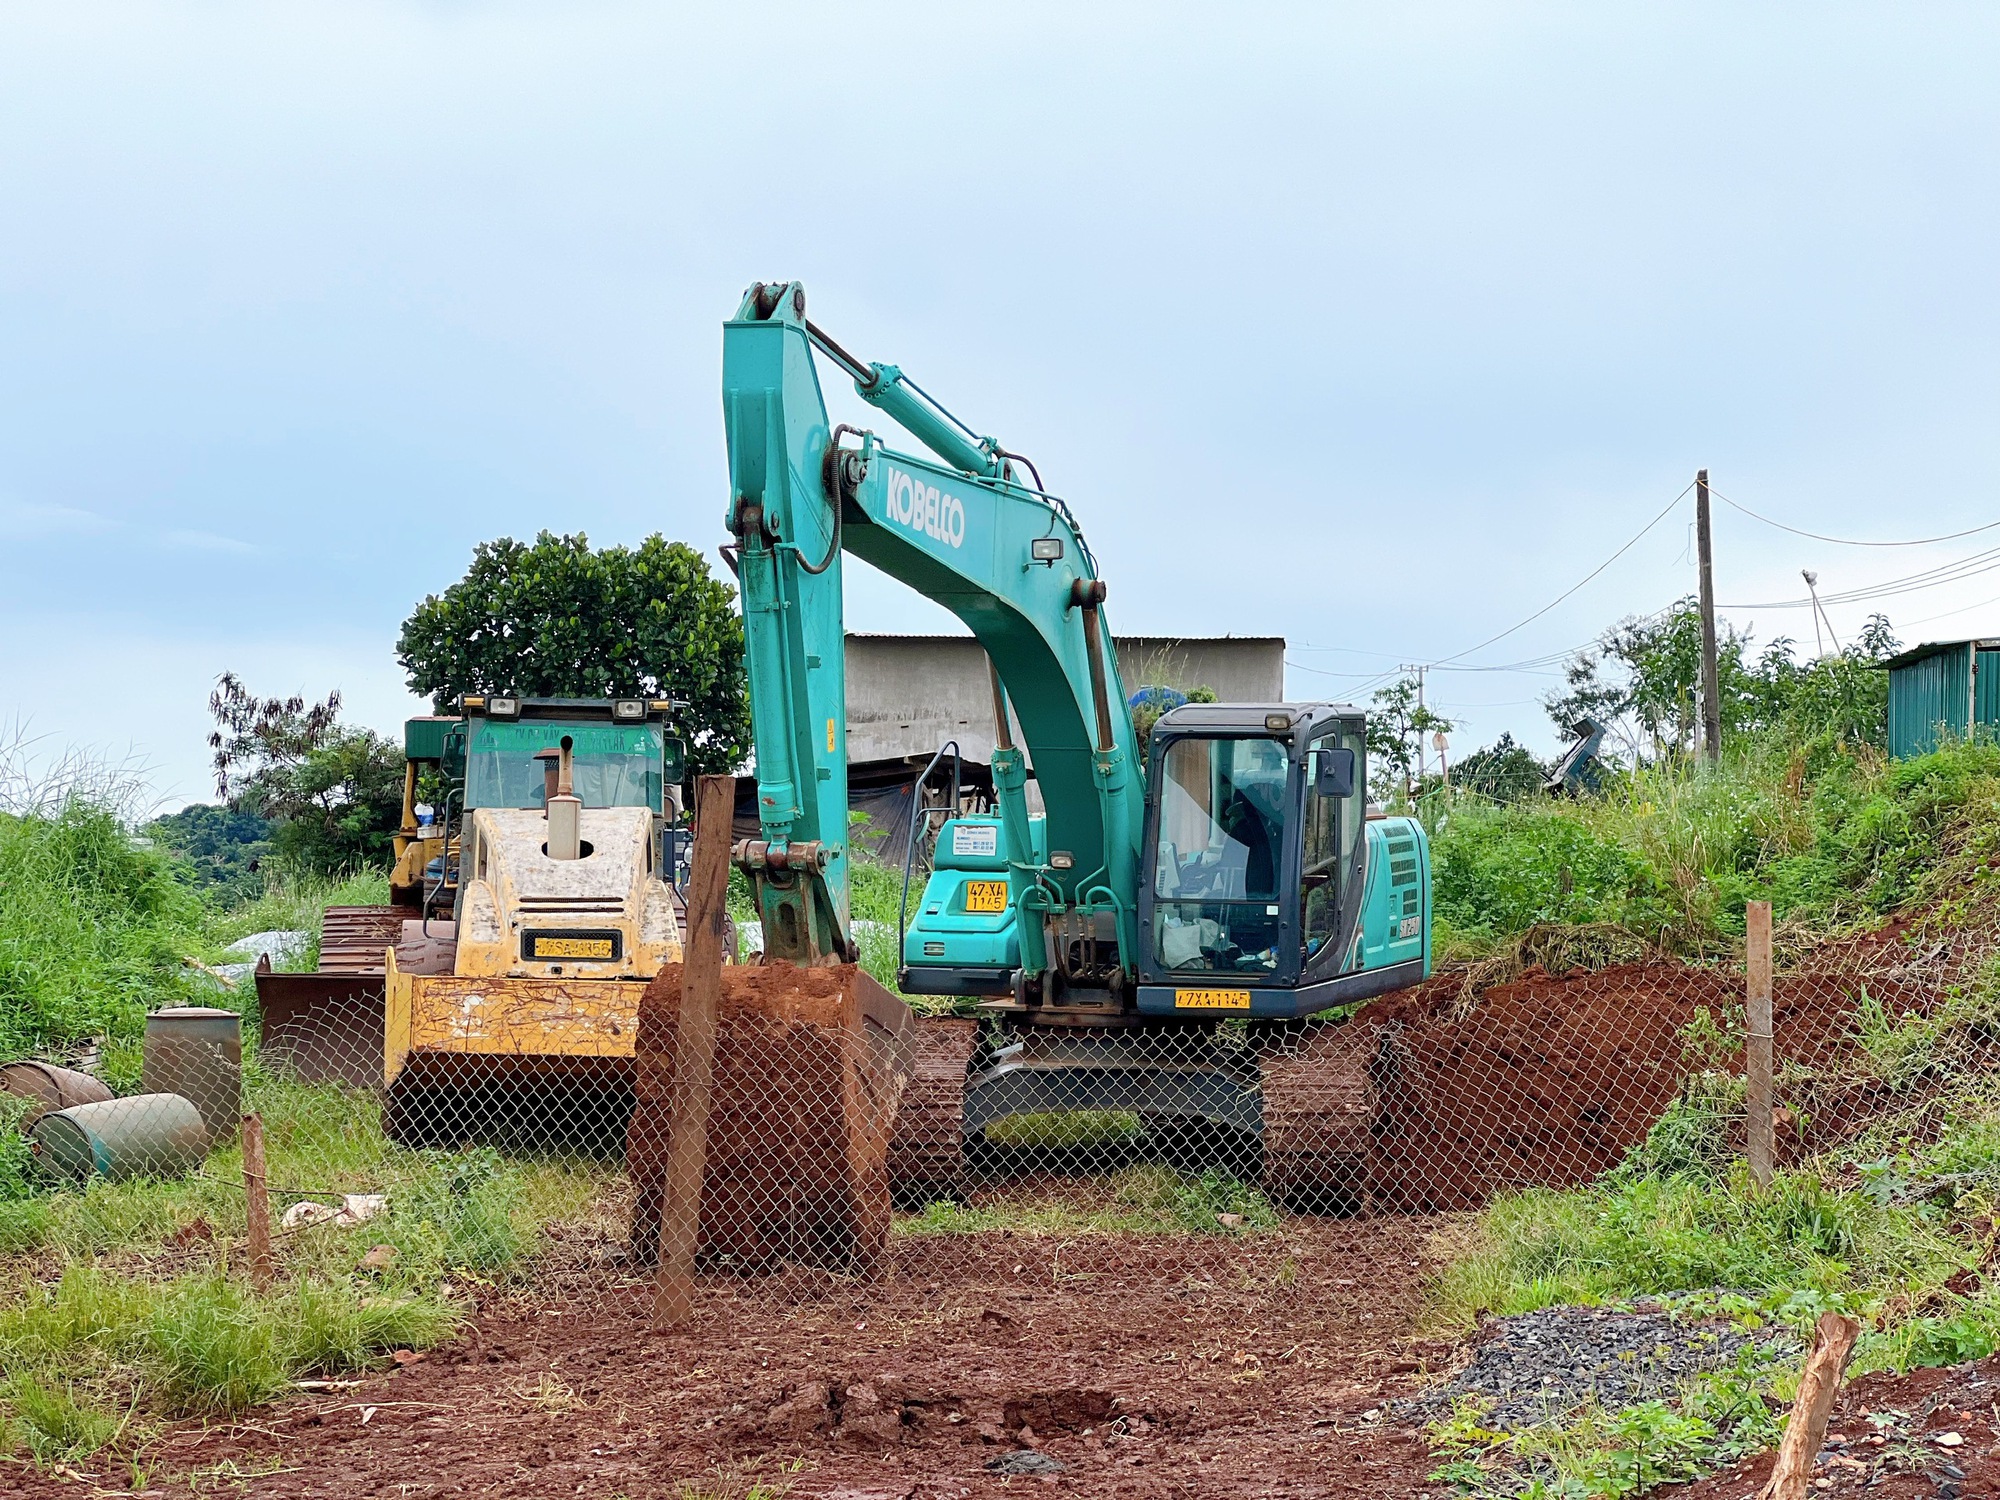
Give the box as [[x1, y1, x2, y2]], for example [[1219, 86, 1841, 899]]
[[242, 1111, 272, 1291], [1746, 899, 1774, 1189], [653, 774, 734, 1327], [1759, 1312, 1861, 1500]]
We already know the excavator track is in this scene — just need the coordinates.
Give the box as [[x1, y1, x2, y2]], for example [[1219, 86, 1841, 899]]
[[887, 1017, 979, 1206], [1259, 1018, 1379, 1213]]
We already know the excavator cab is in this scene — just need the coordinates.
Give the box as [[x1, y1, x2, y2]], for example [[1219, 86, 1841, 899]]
[[1133, 702, 1426, 1018], [899, 701, 1428, 1021]]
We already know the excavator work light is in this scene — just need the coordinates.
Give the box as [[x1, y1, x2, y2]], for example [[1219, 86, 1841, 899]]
[[488, 697, 520, 719], [613, 699, 646, 721], [1030, 538, 1064, 562], [1264, 713, 1293, 732]]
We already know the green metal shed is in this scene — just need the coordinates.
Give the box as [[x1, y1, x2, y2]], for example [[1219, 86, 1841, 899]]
[[1882, 638, 2000, 757]]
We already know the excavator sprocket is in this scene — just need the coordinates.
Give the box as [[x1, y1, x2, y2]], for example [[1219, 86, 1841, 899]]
[[1259, 1018, 1379, 1213], [887, 1017, 979, 1206]]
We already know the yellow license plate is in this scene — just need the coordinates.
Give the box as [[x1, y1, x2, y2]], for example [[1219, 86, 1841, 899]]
[[531, 936, 615, 959], [1175, 988, 1252, 1010], [964, 879, 1009, 914]]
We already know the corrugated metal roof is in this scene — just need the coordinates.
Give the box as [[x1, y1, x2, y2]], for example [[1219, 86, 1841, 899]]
[[1879, 637, 2000, 671]]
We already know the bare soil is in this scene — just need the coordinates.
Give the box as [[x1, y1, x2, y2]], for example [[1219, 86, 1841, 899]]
[[11, 1222, 1460, 1499], [1669, 1352, 2000, 1499]]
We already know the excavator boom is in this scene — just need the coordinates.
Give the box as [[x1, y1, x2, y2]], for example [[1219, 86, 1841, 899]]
[[724, 281, 1141, 985]]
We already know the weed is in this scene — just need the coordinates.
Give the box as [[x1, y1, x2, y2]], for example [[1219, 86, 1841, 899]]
[[897, 1168, 1278, 1238], [1428, 1348, 1789, 1499], [3, 1372, 126, 1464], [1611, 1072, 1745, 1184], [282, 1280, 458, 1375], [144, 1278, 288, 1415], [673, 1458, 803, 1500]]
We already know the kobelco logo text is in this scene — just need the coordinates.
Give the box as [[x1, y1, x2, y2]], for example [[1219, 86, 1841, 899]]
[[884, 465, 966, 549]]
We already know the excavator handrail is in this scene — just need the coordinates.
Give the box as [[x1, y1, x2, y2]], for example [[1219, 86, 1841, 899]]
[[896, 740, 964, 961]]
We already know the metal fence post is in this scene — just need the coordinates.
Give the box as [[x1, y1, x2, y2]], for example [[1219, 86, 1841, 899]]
[[653, 773, 734, 1327], [1745, 900, 1774, 1189]]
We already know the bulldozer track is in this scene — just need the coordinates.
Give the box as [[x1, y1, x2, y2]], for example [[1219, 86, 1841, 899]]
[[1259, 1018, 1378, 1212], [887, 1016, 979, 1205]]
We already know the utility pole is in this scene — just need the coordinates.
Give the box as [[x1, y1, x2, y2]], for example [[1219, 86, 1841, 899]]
[[1695, 469, 1722, 765], [1400, 663, 1428, 794]]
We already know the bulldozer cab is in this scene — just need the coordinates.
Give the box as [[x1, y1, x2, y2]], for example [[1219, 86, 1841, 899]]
[[463, 718, 669, 812]]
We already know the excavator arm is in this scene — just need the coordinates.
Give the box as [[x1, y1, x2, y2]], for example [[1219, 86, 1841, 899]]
[[723, 281, 1142, 980]]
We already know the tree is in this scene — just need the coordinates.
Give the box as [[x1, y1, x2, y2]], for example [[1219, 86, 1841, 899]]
[[144, 803, 271, 899], [397, 532, 749, 778], [1545, 601, 1900, 762], [1451, 733, 1548, 803], [1369, 674, 1455, 803], [207, 674, 404, 876]]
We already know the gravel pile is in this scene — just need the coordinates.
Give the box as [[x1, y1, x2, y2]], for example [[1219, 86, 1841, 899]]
[[1401, 1304, 1790, 1429]]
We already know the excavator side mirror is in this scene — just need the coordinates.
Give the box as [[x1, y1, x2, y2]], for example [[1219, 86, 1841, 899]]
[[660, 736, 687, 787], [1314, 748, 1356, 799]]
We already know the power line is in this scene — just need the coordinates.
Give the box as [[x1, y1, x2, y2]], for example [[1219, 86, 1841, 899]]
[[1432, 482, 1694, 666], [1724, 544, 2000, 610], [1712, 489, 2000, 548]]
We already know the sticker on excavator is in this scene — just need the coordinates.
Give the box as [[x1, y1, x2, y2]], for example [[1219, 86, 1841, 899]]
[[523, 931, 622, 961], [963, 879, 1008, 913], [951, 824, 998, 858], [1174, 988, 1252, 1010]]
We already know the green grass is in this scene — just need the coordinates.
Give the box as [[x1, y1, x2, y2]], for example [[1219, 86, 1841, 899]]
[[0, 1070, 616, 1468], [1428, 738, 2000, 960], [898, 1165, 1280, 1238], [207, 868, 393, 972], [0, 1265, 458, 1454]]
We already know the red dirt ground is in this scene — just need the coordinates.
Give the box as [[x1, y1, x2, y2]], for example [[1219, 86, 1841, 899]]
[[3, 1223, 1461, 1500], [1669, 1353, 2000, 1498], [11, 924, 1993, 1498]]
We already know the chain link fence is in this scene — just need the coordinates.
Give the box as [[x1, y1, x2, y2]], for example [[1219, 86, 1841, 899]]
[[7, 904, 1995, 1331]]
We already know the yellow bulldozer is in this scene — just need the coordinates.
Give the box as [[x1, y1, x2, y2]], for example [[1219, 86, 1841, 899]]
[[259, 695, 690, 1148]]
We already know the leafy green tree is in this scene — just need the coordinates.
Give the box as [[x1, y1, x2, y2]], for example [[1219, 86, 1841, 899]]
[[1546, 601, 1899, 762], [397, 532, 749, 778], [1450, 733, 1549, 803], [143, 803, 271, 898], [1369, 675, 1455, 802], [207, 675, 404, 877]]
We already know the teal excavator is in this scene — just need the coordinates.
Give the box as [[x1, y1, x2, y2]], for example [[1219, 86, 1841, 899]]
[[724, 282, 1431, 1205]]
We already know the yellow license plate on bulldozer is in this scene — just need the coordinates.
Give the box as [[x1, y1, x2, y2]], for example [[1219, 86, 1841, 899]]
[[964, 879, 1008, 914], [529, 936, 615, 959], [1175, 988, 1251, 1010]]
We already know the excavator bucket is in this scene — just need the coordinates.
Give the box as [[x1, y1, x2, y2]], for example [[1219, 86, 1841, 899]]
[[626, 961, 915, 1277]]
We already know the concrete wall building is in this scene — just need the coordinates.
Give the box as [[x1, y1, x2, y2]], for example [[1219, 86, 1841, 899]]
[[844, 632, 1287, 766]]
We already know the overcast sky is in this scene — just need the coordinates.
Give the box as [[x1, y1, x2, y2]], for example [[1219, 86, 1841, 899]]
[[3, 2, 1997, 809]]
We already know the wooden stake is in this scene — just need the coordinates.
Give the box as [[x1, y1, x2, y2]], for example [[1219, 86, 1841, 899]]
[[1759, 1312, 1861, 1500], [653, 773, 734, 1327], [1746, 899, 1774, 1189], [242, 1111, 272, 1291], [1696, 468, 1722, 765]]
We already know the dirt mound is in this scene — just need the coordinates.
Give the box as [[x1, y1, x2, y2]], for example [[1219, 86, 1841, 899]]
[[1358, 919, 2000, 1211], [1364, 961, 1736, 1210], [625, 962, 913, 1275]]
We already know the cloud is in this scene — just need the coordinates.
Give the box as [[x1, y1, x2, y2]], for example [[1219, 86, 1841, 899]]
[[0, 500, 115, 539], [162, 528, 256, 555]]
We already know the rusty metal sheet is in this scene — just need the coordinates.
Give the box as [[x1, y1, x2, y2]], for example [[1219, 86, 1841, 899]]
[[255, 972, 387, 1088]]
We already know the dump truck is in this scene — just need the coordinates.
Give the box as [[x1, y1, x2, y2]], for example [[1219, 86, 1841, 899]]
[[257, 696, 690, 1147], [717, 282, 1434, 1208]]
